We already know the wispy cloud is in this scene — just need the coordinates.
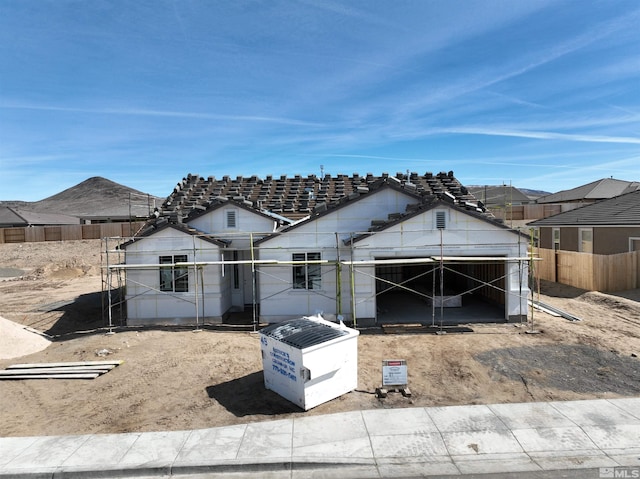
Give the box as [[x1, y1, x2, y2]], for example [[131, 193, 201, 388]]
[[521, 156, 640, 186], [0, 103, 325, 127], [436, 127, 640, 145], [475, 157, 640, 173], [307, 153, 437, 162], [391, 7, 640, 120], [0, 154, 72, 165], [1, 2, 639, 200]]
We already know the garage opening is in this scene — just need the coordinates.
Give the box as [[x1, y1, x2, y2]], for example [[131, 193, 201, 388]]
[[375, 259, 506, 325]]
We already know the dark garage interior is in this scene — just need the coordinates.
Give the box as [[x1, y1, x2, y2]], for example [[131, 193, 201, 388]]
[[374, 259, 508, 325]]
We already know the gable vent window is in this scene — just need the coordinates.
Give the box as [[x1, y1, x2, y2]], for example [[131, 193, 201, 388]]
[[226, 210, 237, 228], [436, 211, 446, 230]]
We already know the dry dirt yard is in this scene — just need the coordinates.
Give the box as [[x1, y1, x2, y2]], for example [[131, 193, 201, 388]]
[[1, 239, 639, 438]]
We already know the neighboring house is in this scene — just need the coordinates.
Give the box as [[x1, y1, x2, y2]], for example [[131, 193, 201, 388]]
[[482, 178, 640, 227], [536, 178, 640, 207], [528, 189, 640, 254], [0, 206, 80, 227], [467, 185, 535, 227], [117, 172, 530, 327]]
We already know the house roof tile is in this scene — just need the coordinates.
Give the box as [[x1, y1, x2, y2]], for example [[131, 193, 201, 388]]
[[536, 178, 640, 204], [160, 171, 480, 222], [467, 185, 532, 205], [528, 190, 640, 226]]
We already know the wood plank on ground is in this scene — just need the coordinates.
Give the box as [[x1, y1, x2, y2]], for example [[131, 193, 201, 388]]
[[0, 360, 123, 380], [0, 373, 101, 380], [0, 366, 116, 375], [7, 360, 123, 369]]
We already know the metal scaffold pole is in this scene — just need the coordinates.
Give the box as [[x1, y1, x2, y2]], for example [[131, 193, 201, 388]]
[[335, 233, 342, 317], [528, 227, 540, 334], [192, 235, 202, 332], [431, 261, 436, 327], [439, 228, 444, 332], [250, 233, 258, 332], [105, 238, 115, 335], [518, 228, 524, 325], [350, 234, 356, 329]]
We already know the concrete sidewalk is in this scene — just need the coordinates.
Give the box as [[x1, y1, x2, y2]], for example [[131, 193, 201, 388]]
[[1, 397, 639, 478]]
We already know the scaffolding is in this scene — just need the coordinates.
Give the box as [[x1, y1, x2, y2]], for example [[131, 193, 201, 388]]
[[101, 228, 539, 332]]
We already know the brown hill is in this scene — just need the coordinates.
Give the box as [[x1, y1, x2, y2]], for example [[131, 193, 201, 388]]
[[0, 177, 163, 219]]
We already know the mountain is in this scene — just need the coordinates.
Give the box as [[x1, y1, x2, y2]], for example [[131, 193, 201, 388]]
[[0, 177, 164, 219], [519, 188, 552, 199]]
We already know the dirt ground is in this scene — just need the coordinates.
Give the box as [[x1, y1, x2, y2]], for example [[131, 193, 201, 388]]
[[1, 239, 639, 438]]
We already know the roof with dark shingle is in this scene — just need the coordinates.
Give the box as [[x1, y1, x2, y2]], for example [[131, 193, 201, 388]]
[[467, 185, 532, 206], [0, 207, 80, 226], [160, 171, 481, 222], [528, 190, 640, 226], [536, 178, 640, 204]]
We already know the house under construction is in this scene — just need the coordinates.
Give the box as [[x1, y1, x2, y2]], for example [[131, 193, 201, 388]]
[[103, 171, 532, 328]]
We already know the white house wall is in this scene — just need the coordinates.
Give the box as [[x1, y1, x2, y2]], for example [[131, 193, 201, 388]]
[[123, 228, 229, 326], [257, 188, 420, 322], [120, 188, 530, 326], [350, 206, 530, 322], [258, 201, 529, 323], [188, 205, 276, 247], [257, 261, 339, 322]]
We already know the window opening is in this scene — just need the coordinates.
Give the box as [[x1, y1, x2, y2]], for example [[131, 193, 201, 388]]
[[159, 255, 188, 292], [553, 228, 560, 251], [579, 228, 593, 253], [233, 250, 240, 289], [293, 252, 321, 289], [436, 211, 446, 229]]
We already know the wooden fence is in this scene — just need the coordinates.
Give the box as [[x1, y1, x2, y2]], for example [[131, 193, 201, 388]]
[[491, 204, 562, 221], [0, 222, 146, 244], [534, 247, 640, 292]]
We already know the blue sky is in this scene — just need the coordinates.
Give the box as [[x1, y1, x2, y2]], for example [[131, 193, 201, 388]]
[[1, 1, 639, 201]]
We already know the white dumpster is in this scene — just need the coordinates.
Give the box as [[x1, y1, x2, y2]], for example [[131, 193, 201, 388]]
[[259, 314, 359, 410]]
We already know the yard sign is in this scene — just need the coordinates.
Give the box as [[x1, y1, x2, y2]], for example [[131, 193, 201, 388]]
[[382, 359, 408, 388]]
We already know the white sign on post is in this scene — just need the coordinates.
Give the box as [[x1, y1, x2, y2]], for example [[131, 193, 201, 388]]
[[382, 359, 408, 387]]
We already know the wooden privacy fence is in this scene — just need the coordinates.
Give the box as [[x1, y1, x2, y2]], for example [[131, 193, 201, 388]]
[[0, 222, 146, 244], [534, 247, 640, 292], [491, 204, 562, 221]]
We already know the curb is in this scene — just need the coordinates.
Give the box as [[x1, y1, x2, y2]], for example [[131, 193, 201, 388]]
[[0, 458, 377, 479]]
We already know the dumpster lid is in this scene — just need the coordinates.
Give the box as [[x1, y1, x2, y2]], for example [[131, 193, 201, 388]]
[[260, 318, 349, 349]]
